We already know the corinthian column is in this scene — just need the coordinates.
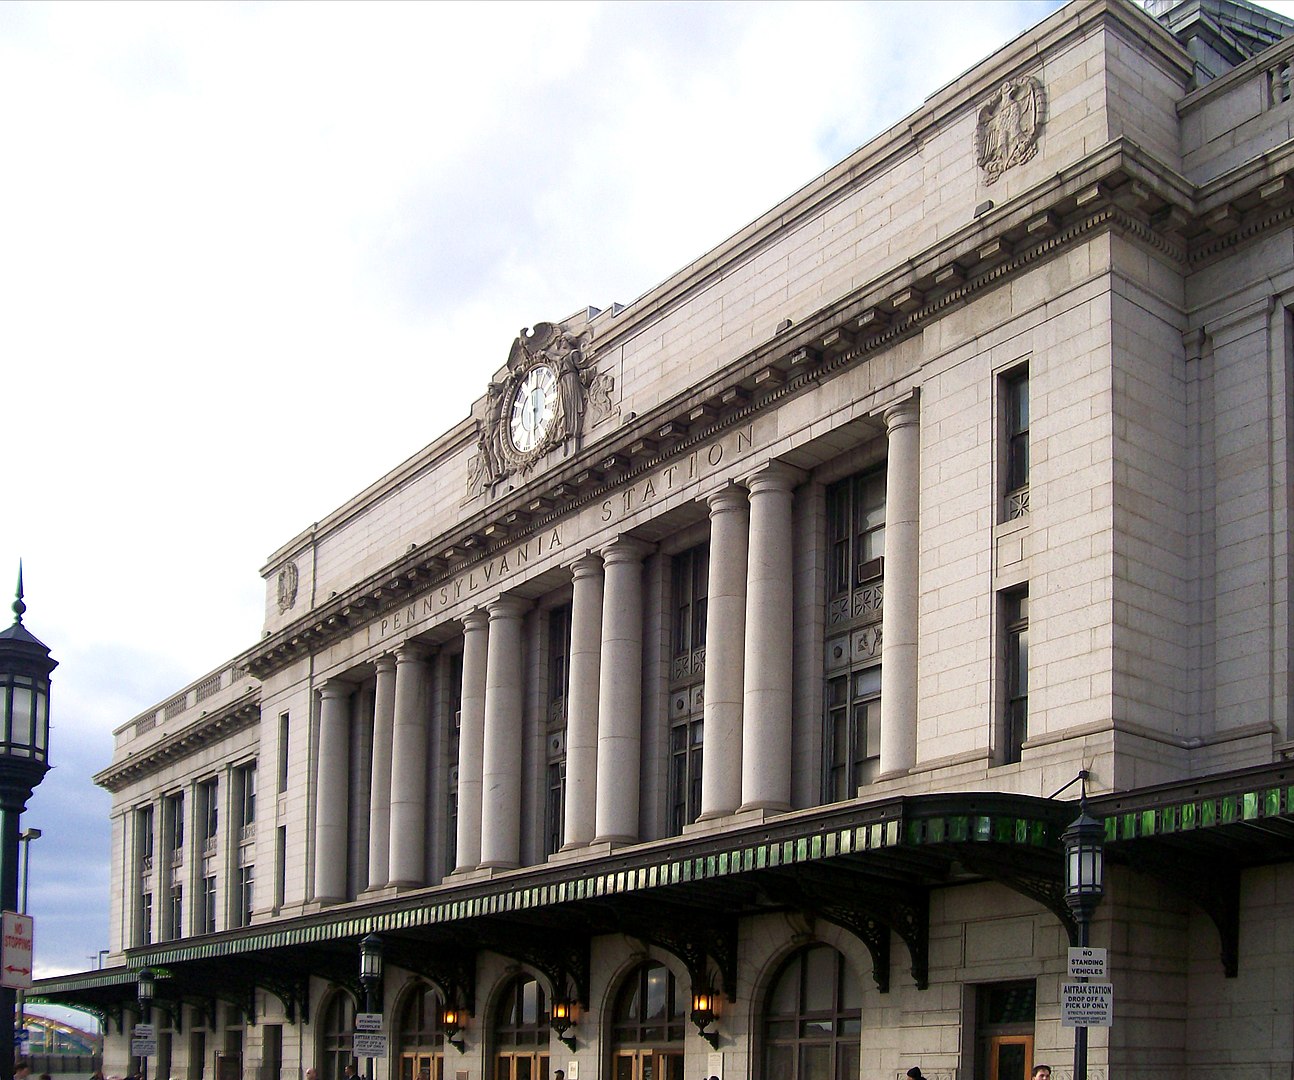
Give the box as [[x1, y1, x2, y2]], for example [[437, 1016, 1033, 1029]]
[[594, 536, 653, 844], [879, 397, 920, 779], [366, 654, 396, 889], [388, 641, 432, 886], [480, 595, 530, 869], [314, 677, 353, 902], [563, 553, 604, 849], [741, 461, 803, 812], [699, 484, 749, 820], [454, 609, 489, 872]]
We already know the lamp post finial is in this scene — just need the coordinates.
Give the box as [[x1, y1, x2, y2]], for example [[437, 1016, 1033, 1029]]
[[13, 562, 25, 625]]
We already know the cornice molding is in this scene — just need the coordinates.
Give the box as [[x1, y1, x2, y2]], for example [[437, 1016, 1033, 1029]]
[[95, 691, 261, 793]]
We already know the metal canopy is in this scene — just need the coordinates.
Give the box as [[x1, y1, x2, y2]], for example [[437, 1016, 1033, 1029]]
[[34, 764, 1294, 1023]]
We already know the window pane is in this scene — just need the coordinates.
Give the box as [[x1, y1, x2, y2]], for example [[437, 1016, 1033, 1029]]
[[644, 967, 667, 1020], [769, 955, 801, 1016], [803, 949, 835, 1013], [765, 1045, 794, 1080], [799, 1044, 831, 1080]]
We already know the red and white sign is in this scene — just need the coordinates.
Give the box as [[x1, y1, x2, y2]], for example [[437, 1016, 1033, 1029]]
[[1, 911, 33, 989]]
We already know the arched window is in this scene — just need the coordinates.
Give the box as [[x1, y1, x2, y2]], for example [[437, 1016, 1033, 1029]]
[[320, 991, 356, 1080], [493, 974, 549, 1080], [397, 982, 446, 1080], [611, 962, 685, 1080], [762, 946, 861, 1080]]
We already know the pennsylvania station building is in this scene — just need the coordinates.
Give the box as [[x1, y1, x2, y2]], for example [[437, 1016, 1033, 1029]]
[[35, 0, 1294, 1076]]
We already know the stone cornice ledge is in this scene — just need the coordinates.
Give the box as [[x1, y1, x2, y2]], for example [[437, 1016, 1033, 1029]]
[[94, 690, 262, 793]]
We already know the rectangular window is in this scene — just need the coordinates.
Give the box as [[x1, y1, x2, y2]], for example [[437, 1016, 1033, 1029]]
[[164, 792, 184, 855], [140, 891, 153, 946], [828, 470, 886, 600], [237, 864, 254, 928], [277, 712, 290, 794], [274, 826, 287, 909], [668, 715, 704, 836], [137, 805, 155, 866], [545, 760, 566, 857], [548, 605, 572, 722], [544, 606, 571, 857], [668, 544, 708, 835], [1003, 590, 1029, 764], [198, 778, 219, 849], [168, 883, 183, 941], [1003, 368, 1029, 519], [236, 762, 257, 833], [672, 545, 709, 659], [200, 874, 217, 935], [446, 652, 463, 875], [825, 666, 881, 800], [823, 470, 886, 800]]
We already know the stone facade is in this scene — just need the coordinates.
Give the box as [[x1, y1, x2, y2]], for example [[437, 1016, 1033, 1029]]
[[35, 2, 1294, 1079]]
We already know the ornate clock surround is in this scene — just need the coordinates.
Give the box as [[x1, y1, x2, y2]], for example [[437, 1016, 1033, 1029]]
[[471, 320, 599, 492]]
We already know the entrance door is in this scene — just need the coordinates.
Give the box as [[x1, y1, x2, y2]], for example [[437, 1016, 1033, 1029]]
[[986, 1035, 1033, 1080], [215, 1052, 242, 1080], [401, 1053, 440, 1080], [614, 1049, 684, 1080], [496, 1051, 549, 1080]]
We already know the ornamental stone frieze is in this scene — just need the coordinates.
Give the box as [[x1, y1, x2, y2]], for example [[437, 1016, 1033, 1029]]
[[468, 321, 605, 496], [975, 75, 1045, 185]]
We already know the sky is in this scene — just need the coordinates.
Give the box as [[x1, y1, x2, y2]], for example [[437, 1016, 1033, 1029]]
[[4, 0, 1292, 1016]]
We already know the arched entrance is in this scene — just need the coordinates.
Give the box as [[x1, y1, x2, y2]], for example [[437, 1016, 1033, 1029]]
[[761, 945, 861, 1080], [611, 962, 685, 1080], [493, 974, 550, 1080], [397, 981, 446, 1080]]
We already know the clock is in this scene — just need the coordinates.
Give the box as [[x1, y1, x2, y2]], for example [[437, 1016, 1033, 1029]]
[[509, 364, 559, 453]]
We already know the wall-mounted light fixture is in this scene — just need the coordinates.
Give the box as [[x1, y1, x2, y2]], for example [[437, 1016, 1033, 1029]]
[[690, 988, 719, 1049], [441, 1005, 466, 1053], [550, 998, 577, 1051]]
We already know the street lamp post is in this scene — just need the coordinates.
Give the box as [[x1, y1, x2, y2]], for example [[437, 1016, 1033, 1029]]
[[15, 829, 41, 1053], [136, 968, 155, 1080], [1062, 799, 1105, 1080], [358, 935, 383, 1080], [0, 568, 55, 1080]]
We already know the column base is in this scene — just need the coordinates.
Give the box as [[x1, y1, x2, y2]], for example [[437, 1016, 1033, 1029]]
[[736, 801, 791, 817], [551, 840, 613, 863], [592, 833, 637, 847], [449, 865, 499, 883], [380, 874, 427, 889], [476, 860, 520, 872], [874, 766, 915, 784]]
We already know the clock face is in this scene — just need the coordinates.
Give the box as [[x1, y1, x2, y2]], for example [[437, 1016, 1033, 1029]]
[[509, 364, 559, 453]]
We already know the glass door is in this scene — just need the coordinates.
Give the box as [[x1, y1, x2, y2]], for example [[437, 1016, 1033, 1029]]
[[986, 1035, 1033, 1080], [401, 1053, 440, 1080]]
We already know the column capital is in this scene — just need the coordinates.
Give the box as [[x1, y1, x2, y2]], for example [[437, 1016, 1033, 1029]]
[[743, 460, 805, 495], [706, 481, 749, 514], [882, 393, 920, 432], [394, 639, 433, 663], [462, 608, 490, 633], [599, 535, 655, 565], [319, 676, 354, 699], [374, 653, 397, 675], [570, 551, 605, 580], [486, 593, 531, 621]]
